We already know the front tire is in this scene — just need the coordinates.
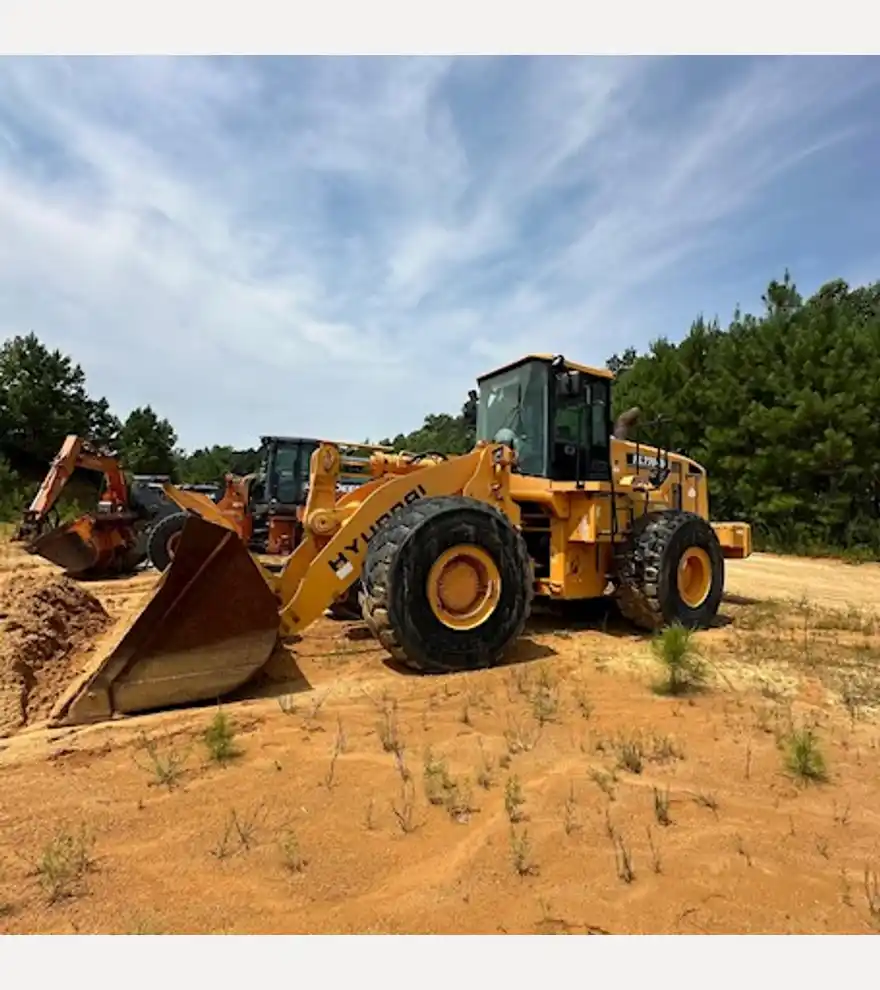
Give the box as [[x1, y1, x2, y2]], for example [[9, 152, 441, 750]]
[[614, 509, 724, 631], [361, 495, 533, 673], [147, 512, 189, 572]]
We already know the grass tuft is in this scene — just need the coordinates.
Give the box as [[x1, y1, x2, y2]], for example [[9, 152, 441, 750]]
[[783, 725, 828, 784], [204, 710, 240, 765], [33, 826, 96, 903], [651, 623, 708, 695]]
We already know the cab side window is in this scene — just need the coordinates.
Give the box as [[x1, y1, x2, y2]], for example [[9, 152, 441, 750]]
[[273, 448, 299, 505], [589, 381, 611, 477], [550, 379, 611, 482]]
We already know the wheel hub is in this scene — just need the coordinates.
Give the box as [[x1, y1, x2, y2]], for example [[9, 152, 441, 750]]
[[677, 547, 712, 608], [166, 530, 182, 560], [426, 544, 501, 630]]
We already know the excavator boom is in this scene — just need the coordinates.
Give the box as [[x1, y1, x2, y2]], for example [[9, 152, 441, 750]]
[[14, 435, 140, 577]]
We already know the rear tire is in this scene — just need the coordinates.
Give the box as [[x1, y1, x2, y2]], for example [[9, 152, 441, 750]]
[[614, 509, 724, 631], [361, 495, 533, 673], [147, 512, 189, 572]]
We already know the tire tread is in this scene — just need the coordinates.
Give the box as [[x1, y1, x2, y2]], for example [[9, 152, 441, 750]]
[[614, 509, 723, 631], [361, 496, 533, 673]]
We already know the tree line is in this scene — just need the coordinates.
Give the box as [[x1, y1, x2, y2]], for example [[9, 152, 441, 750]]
[[610, 272, 880, 558], [2, 271, 878, 558], [0, 332, 261, 519]]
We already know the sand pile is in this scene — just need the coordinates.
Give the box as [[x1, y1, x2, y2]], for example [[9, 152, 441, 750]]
[[0, 573, 111, 736]]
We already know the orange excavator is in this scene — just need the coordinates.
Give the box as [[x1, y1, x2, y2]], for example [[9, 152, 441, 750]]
[[13, 435, 151, 578], [12, 436, 221, 579]]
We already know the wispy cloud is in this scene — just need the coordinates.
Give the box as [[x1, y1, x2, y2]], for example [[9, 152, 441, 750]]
[[0, 55, 878, 449]]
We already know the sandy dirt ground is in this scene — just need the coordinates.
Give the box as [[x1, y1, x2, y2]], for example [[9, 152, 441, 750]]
[[2, 542, 880, 935], [725, 553, 880, 612]]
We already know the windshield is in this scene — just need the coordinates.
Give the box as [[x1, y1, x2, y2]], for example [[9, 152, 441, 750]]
[[476, 361, 548, 476]]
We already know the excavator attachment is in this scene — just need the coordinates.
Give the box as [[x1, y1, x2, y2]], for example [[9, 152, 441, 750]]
[[15, 434, 145, 578], [50, 514, 281, 727], [29, 517, 102, 575]]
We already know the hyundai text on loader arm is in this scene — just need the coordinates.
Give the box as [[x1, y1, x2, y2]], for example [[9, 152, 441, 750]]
[[48, 354, 752, 727]]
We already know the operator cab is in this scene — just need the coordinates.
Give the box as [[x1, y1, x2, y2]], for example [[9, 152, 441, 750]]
[[253, 436, 320, 510], [475, 354, 613, 483]]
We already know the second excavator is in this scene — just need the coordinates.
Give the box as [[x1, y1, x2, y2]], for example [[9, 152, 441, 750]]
[[12, 435, 219, 578], [49, 353, 752, 727]]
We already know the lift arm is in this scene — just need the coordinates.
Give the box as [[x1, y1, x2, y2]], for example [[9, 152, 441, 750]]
[[273, 441, 519, 636], [14, 435, 129, 542]]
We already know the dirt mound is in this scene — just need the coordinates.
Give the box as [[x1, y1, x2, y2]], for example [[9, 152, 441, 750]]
[[0, 573, 111, 736]]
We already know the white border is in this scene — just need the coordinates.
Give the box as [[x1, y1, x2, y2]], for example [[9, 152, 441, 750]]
[[1, 932, 878, 975], [0, 0, 877, 55], [0, 4, 877, 959]]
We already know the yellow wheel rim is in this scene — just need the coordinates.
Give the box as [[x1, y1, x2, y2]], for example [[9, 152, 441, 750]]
[[677, 547, 712, 609], [426, 544, 502, 631]]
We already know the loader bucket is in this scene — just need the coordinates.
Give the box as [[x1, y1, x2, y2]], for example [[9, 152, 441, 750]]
[[49, 513, 281, 727], [29, 518, 100, 575]]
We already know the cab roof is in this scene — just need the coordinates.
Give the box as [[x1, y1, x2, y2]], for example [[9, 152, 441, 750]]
[[476, 353, 614, 383]]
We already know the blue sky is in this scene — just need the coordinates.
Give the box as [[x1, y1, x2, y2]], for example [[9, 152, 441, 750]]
[[0, 55, 878, 452]]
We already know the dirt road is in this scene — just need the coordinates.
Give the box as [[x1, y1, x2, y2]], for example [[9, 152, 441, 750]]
[[726, 553, 880, 611]]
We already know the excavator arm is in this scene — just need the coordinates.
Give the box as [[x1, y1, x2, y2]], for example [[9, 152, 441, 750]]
[[14, 434, 129, 542], [12, 435, 143, 579]]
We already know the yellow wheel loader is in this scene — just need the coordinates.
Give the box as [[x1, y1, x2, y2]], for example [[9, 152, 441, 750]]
[[49, 354, 752, 727]]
